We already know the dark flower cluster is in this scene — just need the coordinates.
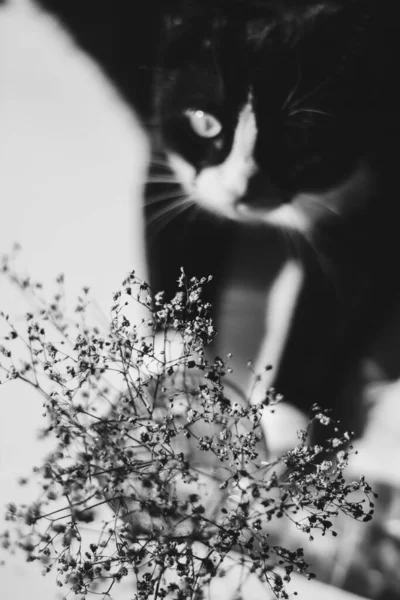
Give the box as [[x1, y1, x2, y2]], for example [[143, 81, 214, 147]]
[[0, 255, 376, 600]]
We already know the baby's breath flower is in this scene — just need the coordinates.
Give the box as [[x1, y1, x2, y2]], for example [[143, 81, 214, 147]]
[[0, 263, 375, 600], [315, 412, 331, 425]]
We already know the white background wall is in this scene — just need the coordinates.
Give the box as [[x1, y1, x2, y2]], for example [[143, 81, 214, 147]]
[[0, 1, 148, 597]]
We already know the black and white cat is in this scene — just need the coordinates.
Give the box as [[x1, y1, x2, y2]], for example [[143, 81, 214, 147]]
[[145, 0, 400, 439], [34, 0, 400, 438]]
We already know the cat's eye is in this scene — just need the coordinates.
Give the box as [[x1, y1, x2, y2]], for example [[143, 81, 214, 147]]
[[184, 109, 222, 139]]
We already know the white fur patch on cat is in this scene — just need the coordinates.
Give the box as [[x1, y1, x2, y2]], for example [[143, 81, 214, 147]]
[[250, 258, 305, 397], [168, 97, 312, 231], [249, 259, 306, 456], [168, 96, 258, 220]]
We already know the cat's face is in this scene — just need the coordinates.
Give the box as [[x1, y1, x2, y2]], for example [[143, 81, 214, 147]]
[[155, 1, 375, 232]]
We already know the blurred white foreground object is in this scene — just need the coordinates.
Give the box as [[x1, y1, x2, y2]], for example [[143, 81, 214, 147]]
[[0, 0, 147, 598]]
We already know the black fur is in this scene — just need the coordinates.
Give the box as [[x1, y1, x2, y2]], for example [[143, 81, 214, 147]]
[[32, 0, 400, 436]]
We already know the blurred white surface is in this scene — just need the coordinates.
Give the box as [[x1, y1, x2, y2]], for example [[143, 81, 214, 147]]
[[0, 1, 147, 598], [0, 0, 148, 292]]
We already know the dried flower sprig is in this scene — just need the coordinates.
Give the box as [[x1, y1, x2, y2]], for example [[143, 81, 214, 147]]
[[0, 256, 375, 599]]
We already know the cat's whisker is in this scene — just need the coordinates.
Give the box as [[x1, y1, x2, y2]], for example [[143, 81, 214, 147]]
[[276, 224, 343, 309], [289, 75, 333, 111], [136, 65, 166, 73], [282, 64, 303, 111], [274, 211, 332, 281], [289, 108, 333, 118], [147, 198, 196, 236], [151, 205, 190, 232], [295, 227, 341, 299], [145, 191, 186, 206], [149, 148, 171, 159], [146, 177, 180, 184], [300, 196, 343, 221], [150, 149, 169, 158], [148, 155, 169, 161], [278, 226, 307, 265], [146, 195, 193, 227], [276, 225, 295, 261], [148, 158, 172, 168], [186, 202, 203, 225], [210, 40, 225, 97]]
